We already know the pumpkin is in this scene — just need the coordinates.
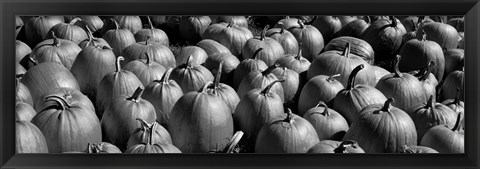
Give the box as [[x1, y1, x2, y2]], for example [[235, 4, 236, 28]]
[[439, 70, 464, 102], [15, 101, 36, 122], [84, 142, 122, 153], [101, 87, 157, 151], [16, 63, 27, 75], [46, 18, 88, 44], [203, 52, 240, 86], [274, 45, 311, 75], [16, 120, 49, 153], [420, 112, 464, 153], [242, 25, 285, 66], [343, 98, 417, 153], [16, 16, 24, 38], [309, 16, 342, 44], [70, 45, 116, 103], [25, 16, 65, 47], [458, 32, 465, 49], [447, 17, 465, 32], [205, 62, 240, 114], [202, 22, 253, 58], [170, 56, 215, 94], [255, 109, 320, 153], [212, 16, 248, 28], [265, 23, 299, 55], [30, 33, 82, 70], [78, 25, 111, 49], [102, 19, 136, 57], [196, 39, 232, 56], [410, 60, 439, 103], [271, 67, 300, 104], [149, 16, 168, 27], [400, 16, 419, 32], [237, 64, 285, 102], [442, 88, 465, 128], [232, 48, 268, 89], [16, 76, 34, 106], [95, 56, 144, 119], [361, 16, 406, 62], [113, 16, 143, 34], [134, 16, 169, 46], [213, 131, 244, 153], [303, 102, 349, 141], [288, 20, 324, 61], [121, 37, 176, 69], [32, 87, 101, 153], [375, 55, 427, 114], [169, 82, 233, 153], [410, 95, 457, 142], [233, 80, 285, 141], [333, 64, 387, 124], [298, 74, 344, 115], [16, 40, 32, 65], [323, 36, 375, 65], [307, 42, 376, 88], [143, 68, 183, 127], [123, 52, 167, 86], [179, 16, 211, 43], [417, 22, 459, 50], [399, 145, 439, 153], [399, 31, 446, 82], [273, 16, 301, 30], [127, 118, 172, 148], [307, 140, 364, 153], [335, 17, 370, 39], [402, 20, 420, 44], [443, 49, 464, 80], [124, 142, 181, 153], [176, 46, 209, 66], [21, 62, 80, 105], [337, 16, 358, 27], [78, 16, 104, 33], [372, 66, 390, 84]]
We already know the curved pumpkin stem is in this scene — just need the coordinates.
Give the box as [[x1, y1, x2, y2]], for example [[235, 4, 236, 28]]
[[452, 111, 463, 132], [297, 19, 305, 29], [223, 131, 244, 153], [51, 32, 60, 47], [283, 108, 295, 124], [136, 118, 156, 145], [393, 55, 403, 78], [425, 95, 434, 109], [159, 68, 173, 84], [315, 101, 330, 116], [279, 23, 285, 34], [145, 36, 151, 46], [334, 140, 359, 153], [346, 64, 364, 90], [213, 61, 224, 89], [342, 42, 351, 58], [144, 52, 152, 66], [83, 24, 96, 47], [115, 56, 124, 72], [327, 74, 340, 82], [389, 16, 397, 27], [262, 64, 279, 76], [147, 16, 154, 30], [252, 48, 263, 59], [381, 98, 394, 112], [419, 60, 435, 81], [295, 42, 303, 60], [28, 55, 39, 66], [201, 81, 214, 93], [111, 18, 119, 30], [261, 79, 285, 95], [128, 87, 144, 102], [44, 95, 70, 111], [69, 17, 82, 25], [260, 25, 269, 41]]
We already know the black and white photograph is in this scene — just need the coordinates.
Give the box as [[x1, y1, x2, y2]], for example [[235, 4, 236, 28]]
[[15, 15, 465, 154]]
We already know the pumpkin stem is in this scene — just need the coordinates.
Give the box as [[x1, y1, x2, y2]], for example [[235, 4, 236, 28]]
[[364, 16, 371, 24], [144, 52, 152, 65], [223, 131, 244, 153], [410, 20, 417, 32], [214, 61, 224, 89], [28, 55, 39, 66], [260, 25, 269, 41], [389, 16, 397, 27], [51, 32, 60, 47], [421, 30, 427, 41], [381, 98, 394, 112], [315, 101, 330, 116], [295, 42, 303, 60], [393, 55, 403, 78], [128, 87, 144, 102], [419, 60, 435, 81], [284, 108, 294, 124], [44, 95, 71, 111], [262, 64, 278, 76], [261, 79, 285, 95], [201, 81, 214, 93], [342, 42, 351, 58], [111, 18, 119, 30], [147, 16, 154, 29], [297, 19, 305, 29], [252, 48, 263, 59], [86, 143, 94, 153], [160, 68, 173, 84], [334, 140, 359, 153], [115, 56, 124, 72], [401, 145, 415, 153], [84, 24, 95, 47], [69, 17, 82, 25], [346, 64, 364, 90], [136, 118, 155, 145], [327, 74, 341, 82], [452, 111, 463, 132], [279, 23, 285, 34], [145, 36, 151, 46]]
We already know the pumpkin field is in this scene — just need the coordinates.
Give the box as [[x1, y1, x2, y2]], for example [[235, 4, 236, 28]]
[[15, 16, 465, 154]]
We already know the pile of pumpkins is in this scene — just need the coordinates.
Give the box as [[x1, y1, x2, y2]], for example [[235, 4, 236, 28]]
[[15, 15, 465, 154]]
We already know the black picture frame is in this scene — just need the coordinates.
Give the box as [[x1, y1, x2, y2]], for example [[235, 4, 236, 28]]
[[1, 0, 479, 168]]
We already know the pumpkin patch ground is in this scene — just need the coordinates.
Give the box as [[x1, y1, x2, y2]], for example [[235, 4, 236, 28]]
[[15, 15, 464, 154]]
